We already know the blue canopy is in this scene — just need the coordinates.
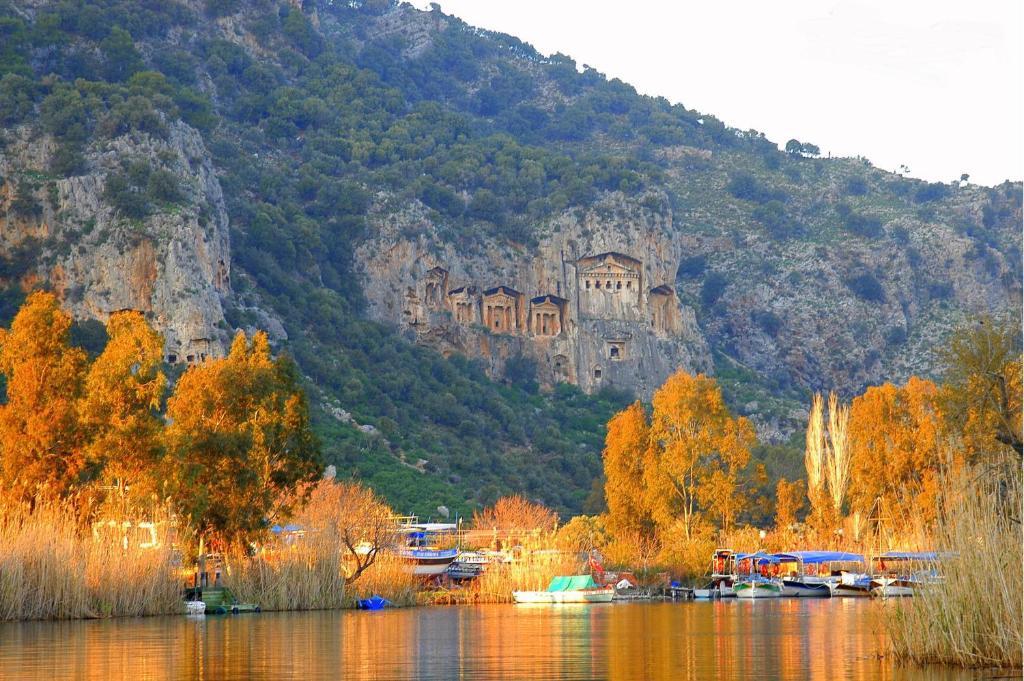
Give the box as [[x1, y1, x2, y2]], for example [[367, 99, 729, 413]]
[[270, 523, 303, 534], [734, 552, 779, 564], [774, 551, 865, 564]]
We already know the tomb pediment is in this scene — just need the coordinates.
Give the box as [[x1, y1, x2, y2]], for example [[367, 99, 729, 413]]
[[582, 261, 638, 277]]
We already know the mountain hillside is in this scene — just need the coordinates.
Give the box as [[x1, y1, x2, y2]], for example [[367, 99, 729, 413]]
[[0, 0, 1019, 517]]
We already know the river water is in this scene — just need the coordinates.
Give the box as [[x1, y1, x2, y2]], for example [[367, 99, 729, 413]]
[[0, 600, 991, 680]]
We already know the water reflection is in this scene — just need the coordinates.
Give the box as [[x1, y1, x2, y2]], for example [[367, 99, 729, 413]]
[[0, 601, 993, 680]]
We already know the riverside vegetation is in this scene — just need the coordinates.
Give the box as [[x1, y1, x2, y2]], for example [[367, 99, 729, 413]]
[[1, 290, 1020, 674]]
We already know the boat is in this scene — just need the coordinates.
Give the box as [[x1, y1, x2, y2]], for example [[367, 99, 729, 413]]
[[512, 575, 614, 604], [357, 595, 391, 610], [869, 551, 945, 598], [183, 586, 260, 615], [395, 522, 459, 577], [734, 575, 784, 599], [774, 551, 867, 598], [185, 600, 206, 616], [447, 551, 489, 580], [693, 548, 737, 598], [733, 552, 783, 599], [831, 573, 873, 597]]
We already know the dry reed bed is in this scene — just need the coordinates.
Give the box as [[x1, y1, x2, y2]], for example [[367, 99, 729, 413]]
[[0, 504, 182, 621], [884, 465, 1022, 670]]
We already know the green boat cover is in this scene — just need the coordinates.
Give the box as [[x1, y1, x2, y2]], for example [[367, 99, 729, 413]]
[[546, 575, 597, 592]]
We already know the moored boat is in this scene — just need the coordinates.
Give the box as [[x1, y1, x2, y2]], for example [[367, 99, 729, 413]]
[[695, 548, 737, 598], [734, 576, 784, 599], [774, 551, 866, 598], [447, 551, 489, 580], [513, 575, 614, 604], [395, 522, 459, 577], [869, 551, 946, 597], [733, 552, 783, 599], [831, 573, 873, 597]]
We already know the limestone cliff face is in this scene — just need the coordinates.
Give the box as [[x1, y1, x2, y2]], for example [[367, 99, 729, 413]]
[[355, 192, 712, 397], [0, 122, 230, 361]]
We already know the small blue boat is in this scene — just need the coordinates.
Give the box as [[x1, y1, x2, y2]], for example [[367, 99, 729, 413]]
[[357, 595, 391, 610]]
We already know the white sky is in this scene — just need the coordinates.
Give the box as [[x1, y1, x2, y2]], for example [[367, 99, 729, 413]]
[[410, 0, 1023, 186]]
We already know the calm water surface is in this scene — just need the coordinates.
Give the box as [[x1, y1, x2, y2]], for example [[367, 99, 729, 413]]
[[0, 600, 994, 680]]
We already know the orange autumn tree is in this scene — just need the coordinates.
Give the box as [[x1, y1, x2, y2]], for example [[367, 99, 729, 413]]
[[293, 478, 396, 583], [164, 331, 321, 545], [78, 311, 166, 499], [472, 494, 558, 534], [643, 371, 756, 538], [848, 377, 945, 526], [774, 478, 805, 528], [0, 291, 88, 504], [602, 401, 652, 537]]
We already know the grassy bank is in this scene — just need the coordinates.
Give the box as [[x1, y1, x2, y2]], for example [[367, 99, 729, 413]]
[[884, 464, 1023, 670]]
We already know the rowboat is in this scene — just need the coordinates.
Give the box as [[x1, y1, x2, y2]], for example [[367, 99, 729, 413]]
[[513, 575, 614, 604]]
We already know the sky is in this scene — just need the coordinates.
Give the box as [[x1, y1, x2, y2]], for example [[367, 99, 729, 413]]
[[410, 0, 1023, 186]]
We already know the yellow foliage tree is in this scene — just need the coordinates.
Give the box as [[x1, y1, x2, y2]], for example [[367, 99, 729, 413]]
[[939, 317, 1022, 463], [164, 331, 321, 545], [848, 377, 944, 526], [601, 401, 651, 537], [643, 371, 755, 538], [78, 311, 166, 499], [0, 292, 87, 504], [803, 392, 829, 526], [774, 478, 805, 528]]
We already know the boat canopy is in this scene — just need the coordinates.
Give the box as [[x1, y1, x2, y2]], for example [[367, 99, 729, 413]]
[[399, 523, 457, 533], [873, 551, 946, 561], [546, 575, 598, 591], [735, 552, 779, 564], [774, 551, 865, 564]]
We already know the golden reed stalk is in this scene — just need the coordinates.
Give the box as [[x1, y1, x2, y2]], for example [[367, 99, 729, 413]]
[[0, 502, 181, 620], [883, 464, 1022, 670]]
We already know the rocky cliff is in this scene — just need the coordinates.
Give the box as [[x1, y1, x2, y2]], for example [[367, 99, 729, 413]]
[[0, 121, 231, 362], [355, 192, 712, 397]]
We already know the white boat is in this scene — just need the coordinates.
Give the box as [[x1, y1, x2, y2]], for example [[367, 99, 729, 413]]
[[732, 552, 783, 598], [185, 600, 206, 616], [831, 572, 873, 597], [695, 548, 737, 598], [774, 551, 866, 598], [513, 575, 614, 604], [734, 576, 784, 599], [869, 551, 947, 598], [870, 577, 915, 598], [395, 522, 459, 576]]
